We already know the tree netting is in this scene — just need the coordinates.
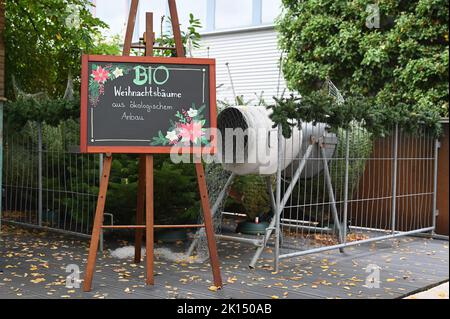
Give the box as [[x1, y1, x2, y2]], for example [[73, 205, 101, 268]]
[[188, 162, 232, 261]]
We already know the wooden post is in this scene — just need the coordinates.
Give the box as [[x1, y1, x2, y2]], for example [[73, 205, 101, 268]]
[[134, 155, 146, 263], [144, 12, 155, 285], [145, 155, 154, 285], [168, 0, 185, 58], [83, 155, 113, 292], [195, 163, 223, 288], [133, 10, 154, 266], [122, 0, 139, 56], [145, 12, 154, 54]]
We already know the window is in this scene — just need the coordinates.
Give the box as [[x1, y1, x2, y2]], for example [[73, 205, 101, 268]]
[[177, 0, 207, 31], [93, 0, 284, 39], [262, 0, 282, 24], [94, 0, 129, 38], [215, 0, 253, 30]]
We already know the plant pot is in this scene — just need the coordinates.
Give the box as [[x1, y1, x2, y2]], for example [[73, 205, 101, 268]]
[[155, 229, 188, 243], [236, 221, 269, 235]]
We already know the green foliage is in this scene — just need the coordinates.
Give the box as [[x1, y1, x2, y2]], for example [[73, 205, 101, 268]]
[[293, 124, 373, 219], [4, 96, 80, 129], [269, 91, 443, 138], [3, 2, 206, 228], [5, 0, 109, 98], [146, 13, 202, 57], [4, 0, 122, 128], [153, 159, 199, 225], [227, 175, 271, 221], [276, 0, 448, 135], [89, 33, 123, 56], [5, 121, 201, 227]]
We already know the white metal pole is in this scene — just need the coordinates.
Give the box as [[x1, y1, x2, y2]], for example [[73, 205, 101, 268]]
[[431, 138, 440, 233], [391, 124, 399, 233], [38, 122, 43, 227], [342, 129, 350, 242], [274, 125, 283, 272]]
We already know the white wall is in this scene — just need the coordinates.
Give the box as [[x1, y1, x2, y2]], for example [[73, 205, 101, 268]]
[[193, 27, 288, 106]]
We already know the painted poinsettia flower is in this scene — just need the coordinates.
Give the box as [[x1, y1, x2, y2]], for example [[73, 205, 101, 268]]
[[112, 67, 124, 78], [165, 130, 179, 143], [179, 121, 204, 144], [92, 66, 109, 83], [187, 108, 198, 118]]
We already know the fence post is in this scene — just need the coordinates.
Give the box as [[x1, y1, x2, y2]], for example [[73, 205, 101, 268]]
[[38, 122, 43, 227], [431, 138, 440, 233], [342, 129, 350, 242], [274, 125, 283, 272], [391, 124, 399, 233]]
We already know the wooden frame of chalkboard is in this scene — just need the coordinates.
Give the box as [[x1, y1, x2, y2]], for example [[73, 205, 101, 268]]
[[80, 54, 217, 154]]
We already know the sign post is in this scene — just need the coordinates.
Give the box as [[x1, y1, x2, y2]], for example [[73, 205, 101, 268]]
[[82, 0, 222, 291]]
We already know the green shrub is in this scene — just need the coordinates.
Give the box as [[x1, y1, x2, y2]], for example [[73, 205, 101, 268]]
[[291, 123, 372, 222], [276, 0, 448, 136], [226, 175, 271, 221]]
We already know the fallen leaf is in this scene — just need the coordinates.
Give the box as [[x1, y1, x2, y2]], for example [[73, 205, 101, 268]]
[[386, 278, 396, 282], [30, 278, 46, 284]]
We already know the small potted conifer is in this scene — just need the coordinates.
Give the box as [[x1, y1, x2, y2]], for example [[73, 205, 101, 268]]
[[229, 175, 271, 235]]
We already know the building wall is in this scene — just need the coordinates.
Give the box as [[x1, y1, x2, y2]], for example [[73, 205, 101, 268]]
[[0, 0, 5, 98], [91, 1, 286, 105], [193, 26, 288, 105]]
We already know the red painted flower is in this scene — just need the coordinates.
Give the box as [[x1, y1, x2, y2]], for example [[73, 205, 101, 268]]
[[92, 66, 109, 83], [179, 121, 204, 144]]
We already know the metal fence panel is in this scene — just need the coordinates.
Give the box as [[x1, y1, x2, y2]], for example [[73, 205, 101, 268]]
[[2, 121, 99, 235], [275, 123, 437, 265]]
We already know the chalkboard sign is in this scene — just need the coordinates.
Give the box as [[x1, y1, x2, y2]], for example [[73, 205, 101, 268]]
[[80, 55, 216, 153]]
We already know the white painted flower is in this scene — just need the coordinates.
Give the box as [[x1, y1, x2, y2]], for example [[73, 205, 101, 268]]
[[165, 130, 178, 142], [113, 67, 124, 78], [181, 136, 190, 143], [187, 108, 198, 118]]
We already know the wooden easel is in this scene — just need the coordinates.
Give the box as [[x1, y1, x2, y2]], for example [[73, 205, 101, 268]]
[[83, 0, 222, 292]]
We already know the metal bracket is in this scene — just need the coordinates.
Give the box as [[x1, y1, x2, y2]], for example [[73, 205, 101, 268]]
[[263, 226, 276, 247]]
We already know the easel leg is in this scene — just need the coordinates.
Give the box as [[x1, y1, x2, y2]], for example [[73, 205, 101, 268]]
[[83, 155, 113, 292], [195, 162, 223, 288], [134, 155, 146, 263], [145, 155, 154, 285]]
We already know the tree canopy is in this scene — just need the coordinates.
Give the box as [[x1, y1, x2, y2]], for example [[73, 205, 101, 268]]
[[277, 0, 449, 122], [4, 0, 117, 99]]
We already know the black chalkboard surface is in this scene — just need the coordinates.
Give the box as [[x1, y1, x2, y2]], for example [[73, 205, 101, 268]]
[[80, 55, 216, 153]]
